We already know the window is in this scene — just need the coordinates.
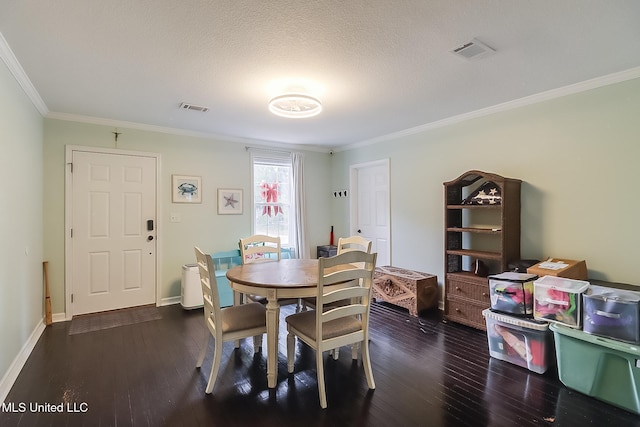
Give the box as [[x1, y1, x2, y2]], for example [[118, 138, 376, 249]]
[[251, 153, 293, 250]]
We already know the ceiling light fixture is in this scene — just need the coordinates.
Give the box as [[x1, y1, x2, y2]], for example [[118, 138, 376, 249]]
[[268, 94, 322, 118]]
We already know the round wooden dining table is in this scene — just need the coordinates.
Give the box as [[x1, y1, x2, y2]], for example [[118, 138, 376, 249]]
[[226, 258, 346, 389]]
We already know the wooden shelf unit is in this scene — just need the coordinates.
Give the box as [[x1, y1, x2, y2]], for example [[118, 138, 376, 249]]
[[443, 170, 522, 330]]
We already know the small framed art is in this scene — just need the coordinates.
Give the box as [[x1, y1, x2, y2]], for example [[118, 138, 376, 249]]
[[172, 175, 202, 203], [217, 188, 243, 214]]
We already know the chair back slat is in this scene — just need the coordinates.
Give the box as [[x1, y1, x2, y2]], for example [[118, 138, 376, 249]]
[[323, 286, 369, 304], [239, 234, 281, 264], [322, 304, 367, 323], [337, 236, 372, 255]]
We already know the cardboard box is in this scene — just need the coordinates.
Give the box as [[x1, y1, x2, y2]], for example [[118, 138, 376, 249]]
[[527, 258, 587, 280]]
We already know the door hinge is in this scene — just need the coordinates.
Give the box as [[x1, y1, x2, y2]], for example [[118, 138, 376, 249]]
[[69, 162, 73, 173], [70, 228, 73, 238], [71, 294, 74, 303]]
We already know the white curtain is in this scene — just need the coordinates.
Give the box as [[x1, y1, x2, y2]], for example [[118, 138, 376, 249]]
[[291, 152, 309, 259]]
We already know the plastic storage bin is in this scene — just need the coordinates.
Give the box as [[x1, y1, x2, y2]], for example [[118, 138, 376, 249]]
[[550, 322, 640, 415], [534, 276, 589, 328], [489, 272, 537, 316], [583, 285, 640, 343], [482, 308, 551, 374]]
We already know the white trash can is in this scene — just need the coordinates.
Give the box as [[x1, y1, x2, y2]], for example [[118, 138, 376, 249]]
[[181, 264, 203, 309]]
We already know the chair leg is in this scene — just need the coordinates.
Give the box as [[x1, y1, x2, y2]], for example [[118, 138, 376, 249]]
[[287, 332, 295, 373], [351, 342, 360, 360], [361, 338, 376, 390], [196, 330, 210, 368], [253, 334, 263, 352], [316, 350, 327, 409], [205, 338, 223, 394]]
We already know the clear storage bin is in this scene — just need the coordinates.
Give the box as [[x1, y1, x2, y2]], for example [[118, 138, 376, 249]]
[[489, 272, 537, 316], [533, 276, 589, 328], [482, 308, 551, 374]]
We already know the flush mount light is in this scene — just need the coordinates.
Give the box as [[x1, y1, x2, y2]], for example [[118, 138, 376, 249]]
[[268, 94, 322, 118]]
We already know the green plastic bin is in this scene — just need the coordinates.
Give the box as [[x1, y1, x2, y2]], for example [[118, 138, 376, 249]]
[[550, 322, 640, 414]]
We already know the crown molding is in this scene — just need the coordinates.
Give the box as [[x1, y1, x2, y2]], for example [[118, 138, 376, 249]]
[[0, 32, 48, 116], [340, 66, 640, 152], [46, 111, 330, 153]]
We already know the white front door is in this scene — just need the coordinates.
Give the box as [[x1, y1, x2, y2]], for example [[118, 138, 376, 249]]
[[350, 159, 390, 266], [70, 150, 157, 316]]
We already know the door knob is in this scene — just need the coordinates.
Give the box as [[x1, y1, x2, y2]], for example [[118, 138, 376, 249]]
[[147, 236, 154, 241]]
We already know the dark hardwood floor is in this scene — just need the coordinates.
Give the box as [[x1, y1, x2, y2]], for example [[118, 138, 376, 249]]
[[2, 302, 639, 427]]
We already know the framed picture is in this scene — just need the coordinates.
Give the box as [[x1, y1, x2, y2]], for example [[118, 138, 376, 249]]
[[217, 188, 243, 214], [172, 175, 202, 203]]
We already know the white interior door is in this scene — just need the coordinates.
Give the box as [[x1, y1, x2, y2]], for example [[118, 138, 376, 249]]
[[350, 159, 390, 266], [70, 150, 157, 316]]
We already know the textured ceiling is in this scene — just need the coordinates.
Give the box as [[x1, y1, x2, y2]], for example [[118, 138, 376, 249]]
[[1, 1, 639, 151]]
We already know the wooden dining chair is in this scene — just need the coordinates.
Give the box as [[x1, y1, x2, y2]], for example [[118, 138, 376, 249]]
[[239, 235, 301, 311], [194, 247, 267, 394], [302, 235, 372, 312], [285, 250, 378, 408]]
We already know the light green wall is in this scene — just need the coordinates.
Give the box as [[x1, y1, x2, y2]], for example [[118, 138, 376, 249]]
[[43, 120, 332, 313], [331, 77, 640, 288], [0, 61, 44, 381]]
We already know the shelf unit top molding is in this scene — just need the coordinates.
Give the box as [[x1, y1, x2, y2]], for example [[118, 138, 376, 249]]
[[443, 170, 522, 187]]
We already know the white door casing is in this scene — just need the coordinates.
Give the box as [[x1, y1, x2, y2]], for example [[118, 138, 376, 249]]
[[350, 159, 390, 266], [65, 147, 159, 317]]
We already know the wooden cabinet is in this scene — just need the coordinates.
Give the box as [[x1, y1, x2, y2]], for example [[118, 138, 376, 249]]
[[443, 170, 521, 330]]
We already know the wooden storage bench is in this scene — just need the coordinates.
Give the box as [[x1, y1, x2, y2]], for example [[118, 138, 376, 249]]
[[372, 266, 438, 317]]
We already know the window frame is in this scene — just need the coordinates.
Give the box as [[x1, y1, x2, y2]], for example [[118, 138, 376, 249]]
[[250, 152, 294, 252]]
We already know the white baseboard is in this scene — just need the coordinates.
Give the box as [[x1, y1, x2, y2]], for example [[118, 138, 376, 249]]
[[159, 296, 181, 306], [0, 319, 46, 402], [52, 312, 66, 323]]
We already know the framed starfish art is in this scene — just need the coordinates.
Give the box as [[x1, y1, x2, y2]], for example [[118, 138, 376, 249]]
[[217, 188, 243, 214]]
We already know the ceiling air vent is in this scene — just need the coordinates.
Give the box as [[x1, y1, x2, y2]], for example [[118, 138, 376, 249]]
[[180, 102, 210, 113], [451, 38, 495, 60]]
